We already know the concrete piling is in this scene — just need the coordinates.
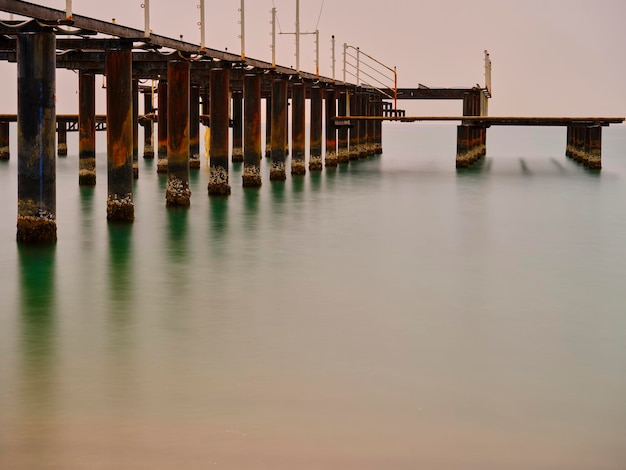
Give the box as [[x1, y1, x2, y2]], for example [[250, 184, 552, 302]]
[[243, 73, 262, 187], [309, 85, 323, 171], [270, 78, 287, 180], [366, 95, 376, 156], [0, 121, 9, 160], [157, 80, 168, 173], [57, 120, 67, 156], [348, 91, 359, 160], [17, 31, 57, 243], [189, 85, 200, 169], [132, 79, 139, 178], [231, 90, 244, 162], [455, 125, 471, 168], [265, 96, 271, 159], [208, 67, 231, 195], [79, 72, 96, 185], [358, 92, 368, 158], [105, 48, 134, 222], [336, 90, 349, 163], [586, 126, 602, 170], [166, 60, 191, 206], [143, 90, 154, 158], [291, 82, 306, 175], [325, 87, 337, 167]]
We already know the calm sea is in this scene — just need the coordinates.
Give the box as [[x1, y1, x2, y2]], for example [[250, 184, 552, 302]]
[[1, 124, 625, 469]]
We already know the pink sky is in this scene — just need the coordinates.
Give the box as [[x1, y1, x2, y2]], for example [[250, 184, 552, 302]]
[[0, 0, 624, 118]]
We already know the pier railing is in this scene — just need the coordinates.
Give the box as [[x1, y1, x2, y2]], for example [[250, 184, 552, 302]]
[[343, 43, 397, 112]]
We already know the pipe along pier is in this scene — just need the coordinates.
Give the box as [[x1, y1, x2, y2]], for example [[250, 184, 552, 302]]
[[0, 1, 623, 243]]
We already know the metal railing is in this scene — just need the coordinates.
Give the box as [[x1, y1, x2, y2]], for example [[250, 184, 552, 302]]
[[343, 43, 397, 112]]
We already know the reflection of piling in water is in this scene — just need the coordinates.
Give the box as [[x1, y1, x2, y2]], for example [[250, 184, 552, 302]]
[[0, 121, 9, 160], [143, 90, 154, 159], [189, 85, 200, 169], [231, 90, 243, 163], [156, 80, 168, 173], [325, 87, 338, 167], [270, 78, 287, 180], [17, 32, 57, 244], [208, 67, 231, 195], [243, 73, 262, 187], [79, 72, 96, 185], [57, 120, 67, 156], [166, 60, 191, 207], [291, 82, 306, 175], [309, 85, 323, 171], [336, 91, 349, 163], [105, 49, 134, 222]]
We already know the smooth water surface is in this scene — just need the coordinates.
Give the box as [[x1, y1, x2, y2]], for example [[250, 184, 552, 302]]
[[1, 125, 625, 469]]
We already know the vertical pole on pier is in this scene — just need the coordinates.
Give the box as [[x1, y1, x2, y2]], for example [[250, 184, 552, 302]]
[[265, 95, 272, 159], [57, 121, 67, 156], [348, 89, 358, 160], [189, 85, 200, 168], [199, 0, 205, 51], [270, 77, 287, 180], [142, 0, 150, 37], [208, 67, 231, 195], [271, 7, 276, 68], [231, 90, 244, 162], [336, 89, 349, 163], [79, 72, 96, 185], [143, 90, 154, 158], [166, 60, 191, 206], [17, 31, 57, 243], [309, 85, 323, 171], [105, 48, 134, 222], [132, 78, 139, 178], [291, 81, 306, 175], [295, 0, 300, 74], [243, 73, 262, 187], [0, 121, 9, 160], [325, 87, 337, 167], [157, 79, 168, 173]]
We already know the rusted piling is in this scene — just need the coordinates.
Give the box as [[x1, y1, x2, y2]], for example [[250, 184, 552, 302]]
[[105, 48, 134, 222], [265, 96, 271, 159], [157, 80, 168, 173], [132, 79, 139, 178], [348, 90, 359, 160], [291, 82, 306, 175], [270, 78, 287, 180], [232, 90, 243, 162], [586, 126, 602, 169], [309, 85, 323, 171], [456, 125, 471, 168], [366, 96, 375, 156], [336, 90, 349, 163], [565, 126, 573, 159], [143, 90, 154, 158], [373, 97, 383, 154], [325, 87, 337, 167], [17, 31, 57, 243], [57, 120, 67, 156], [79, 72, 96, 185], [189, 85, 200, 169], [358, 92, 368, 158], [166, 60, 191, 206], [0, 121, 9, 160], [208, 67, 231, 195], [243, 73, 262, 187]]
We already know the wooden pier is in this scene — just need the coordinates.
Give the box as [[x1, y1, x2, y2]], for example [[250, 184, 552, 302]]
[[0, 0, 622, 243]]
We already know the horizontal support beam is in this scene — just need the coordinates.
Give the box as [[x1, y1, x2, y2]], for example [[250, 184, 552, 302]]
[[335, 116, 625, 126]]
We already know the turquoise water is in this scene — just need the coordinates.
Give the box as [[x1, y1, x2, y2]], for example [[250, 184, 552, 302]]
[[1, 124, 625, 469]]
